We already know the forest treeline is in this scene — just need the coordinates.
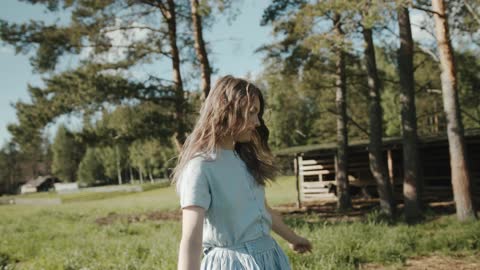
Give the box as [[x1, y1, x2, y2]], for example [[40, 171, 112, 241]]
[[0, 0, 478, 221]]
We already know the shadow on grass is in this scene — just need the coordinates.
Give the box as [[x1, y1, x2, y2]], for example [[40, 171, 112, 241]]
[[275, 198, 474, 229], [0, 252, 19, 268]]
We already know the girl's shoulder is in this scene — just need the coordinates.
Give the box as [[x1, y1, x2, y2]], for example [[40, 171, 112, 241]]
[[186, 149, 234, 175], [184, 151, 216, 172]]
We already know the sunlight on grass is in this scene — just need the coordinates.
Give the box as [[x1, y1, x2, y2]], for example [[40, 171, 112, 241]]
[[265, 175, 298, 206], [1, 176, 479, 270]]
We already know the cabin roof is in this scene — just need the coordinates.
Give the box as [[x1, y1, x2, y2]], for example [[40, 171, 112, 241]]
[[23, 175, 57, 187], [274, 129, 480, 157]]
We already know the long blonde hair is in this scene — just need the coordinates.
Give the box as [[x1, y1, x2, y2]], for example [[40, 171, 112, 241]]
[[172, 75, 277, 189]]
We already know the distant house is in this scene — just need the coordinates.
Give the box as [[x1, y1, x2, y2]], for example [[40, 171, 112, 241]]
[[20, 175, 60, 194]]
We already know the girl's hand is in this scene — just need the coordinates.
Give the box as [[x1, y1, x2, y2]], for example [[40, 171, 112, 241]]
[[288, 236, 312, 254]]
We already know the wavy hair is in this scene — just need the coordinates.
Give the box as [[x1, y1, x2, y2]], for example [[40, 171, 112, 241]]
[[172, 75, 277, 190]]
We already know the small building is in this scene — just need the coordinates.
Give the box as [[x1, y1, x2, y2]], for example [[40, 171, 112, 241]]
[[54, 182, 79, 194], [276, 129, 480, 207], [20, 175, 60, 194]]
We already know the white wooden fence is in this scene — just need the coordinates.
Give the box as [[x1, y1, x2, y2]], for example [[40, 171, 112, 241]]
[[295, 155, 336, 206]]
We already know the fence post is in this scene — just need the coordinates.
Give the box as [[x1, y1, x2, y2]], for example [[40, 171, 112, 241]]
[[295, 154, 302, 209]]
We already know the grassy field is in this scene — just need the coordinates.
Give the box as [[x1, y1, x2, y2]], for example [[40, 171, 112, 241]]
[[1, 176, 479, 270]]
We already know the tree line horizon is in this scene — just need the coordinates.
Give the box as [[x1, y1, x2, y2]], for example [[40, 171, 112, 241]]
[[0, 0, 478, 222]]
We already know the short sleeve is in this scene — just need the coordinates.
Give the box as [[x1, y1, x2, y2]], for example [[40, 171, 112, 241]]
[[179, 159, 211, 210]]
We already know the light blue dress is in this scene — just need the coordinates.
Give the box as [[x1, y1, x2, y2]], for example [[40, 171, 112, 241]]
[[179, 148, 291, 270]]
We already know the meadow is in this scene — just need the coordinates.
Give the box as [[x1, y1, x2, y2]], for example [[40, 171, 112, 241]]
[[1, 176, 479, 270]]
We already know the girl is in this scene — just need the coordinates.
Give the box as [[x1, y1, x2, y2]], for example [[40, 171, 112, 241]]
[[175, 75, 312, 270]]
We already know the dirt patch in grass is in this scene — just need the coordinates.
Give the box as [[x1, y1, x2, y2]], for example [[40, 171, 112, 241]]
[[361, 253, 480, 270], [94, 199, 470, 225], [95, 210, 181, 225]]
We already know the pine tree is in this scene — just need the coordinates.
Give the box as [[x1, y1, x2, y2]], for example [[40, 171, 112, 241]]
[[333, 12, 352, 211], [397, 4, 423, 223], [432, 0, 477, 221], [191, 0, 212, 100], [77, 147, 104, 186], [51, 125, 83, 182], [363, 25, 395, 217], [0, 0, 197, 151]]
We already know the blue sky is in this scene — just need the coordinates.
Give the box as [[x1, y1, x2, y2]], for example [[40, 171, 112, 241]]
[[0, 0, 274, 144]]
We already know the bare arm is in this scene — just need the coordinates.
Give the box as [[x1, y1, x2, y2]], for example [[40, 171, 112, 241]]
[[265, 200, 312, 253], [178, 206, 205, 270]]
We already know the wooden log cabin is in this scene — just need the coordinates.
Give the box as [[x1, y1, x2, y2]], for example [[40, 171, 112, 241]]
[[275, 129, 480, 207]]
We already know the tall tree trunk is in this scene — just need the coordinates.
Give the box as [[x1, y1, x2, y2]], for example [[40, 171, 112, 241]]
[[191, 0, 211, 100], [333, 14, 351, 211], [115, 145, 122, 185], [9, 168, 14, 194], [9, 152, 18, 193], [139, 166, 144, 184], [432, 0, 477, 221], [397, 6, 423, 223], [363, 27, 395, 217], [148, 168, 154, 183], [161, 0, 186, 150]]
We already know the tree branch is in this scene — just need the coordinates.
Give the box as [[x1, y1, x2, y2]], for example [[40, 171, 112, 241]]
[[380, 25, 400, 38], [138, 0, 168, 19], [81, 43, 172, 59], [412, 5, 442, 16], [382, 78, 400, 85], [326, 108, 370, 136], [410, 22, 438, 41], [347, 114, 370, 137], [461, 109, 480, 125], [413, 56, 430, 72], [101, 25, 164, 34], [120, 6, 158, 19], [417, 46, 439, 62], [464, 0, 480, 25], [415, 80, 434, 94]]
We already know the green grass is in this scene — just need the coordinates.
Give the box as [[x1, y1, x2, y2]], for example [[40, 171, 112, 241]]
[[265, 175, 299, 206], [281, 213, 480, 269], [1, 176, 479, 269]]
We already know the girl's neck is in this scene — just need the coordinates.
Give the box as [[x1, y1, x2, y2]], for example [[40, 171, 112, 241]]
[[218, 135, 235, 150]]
